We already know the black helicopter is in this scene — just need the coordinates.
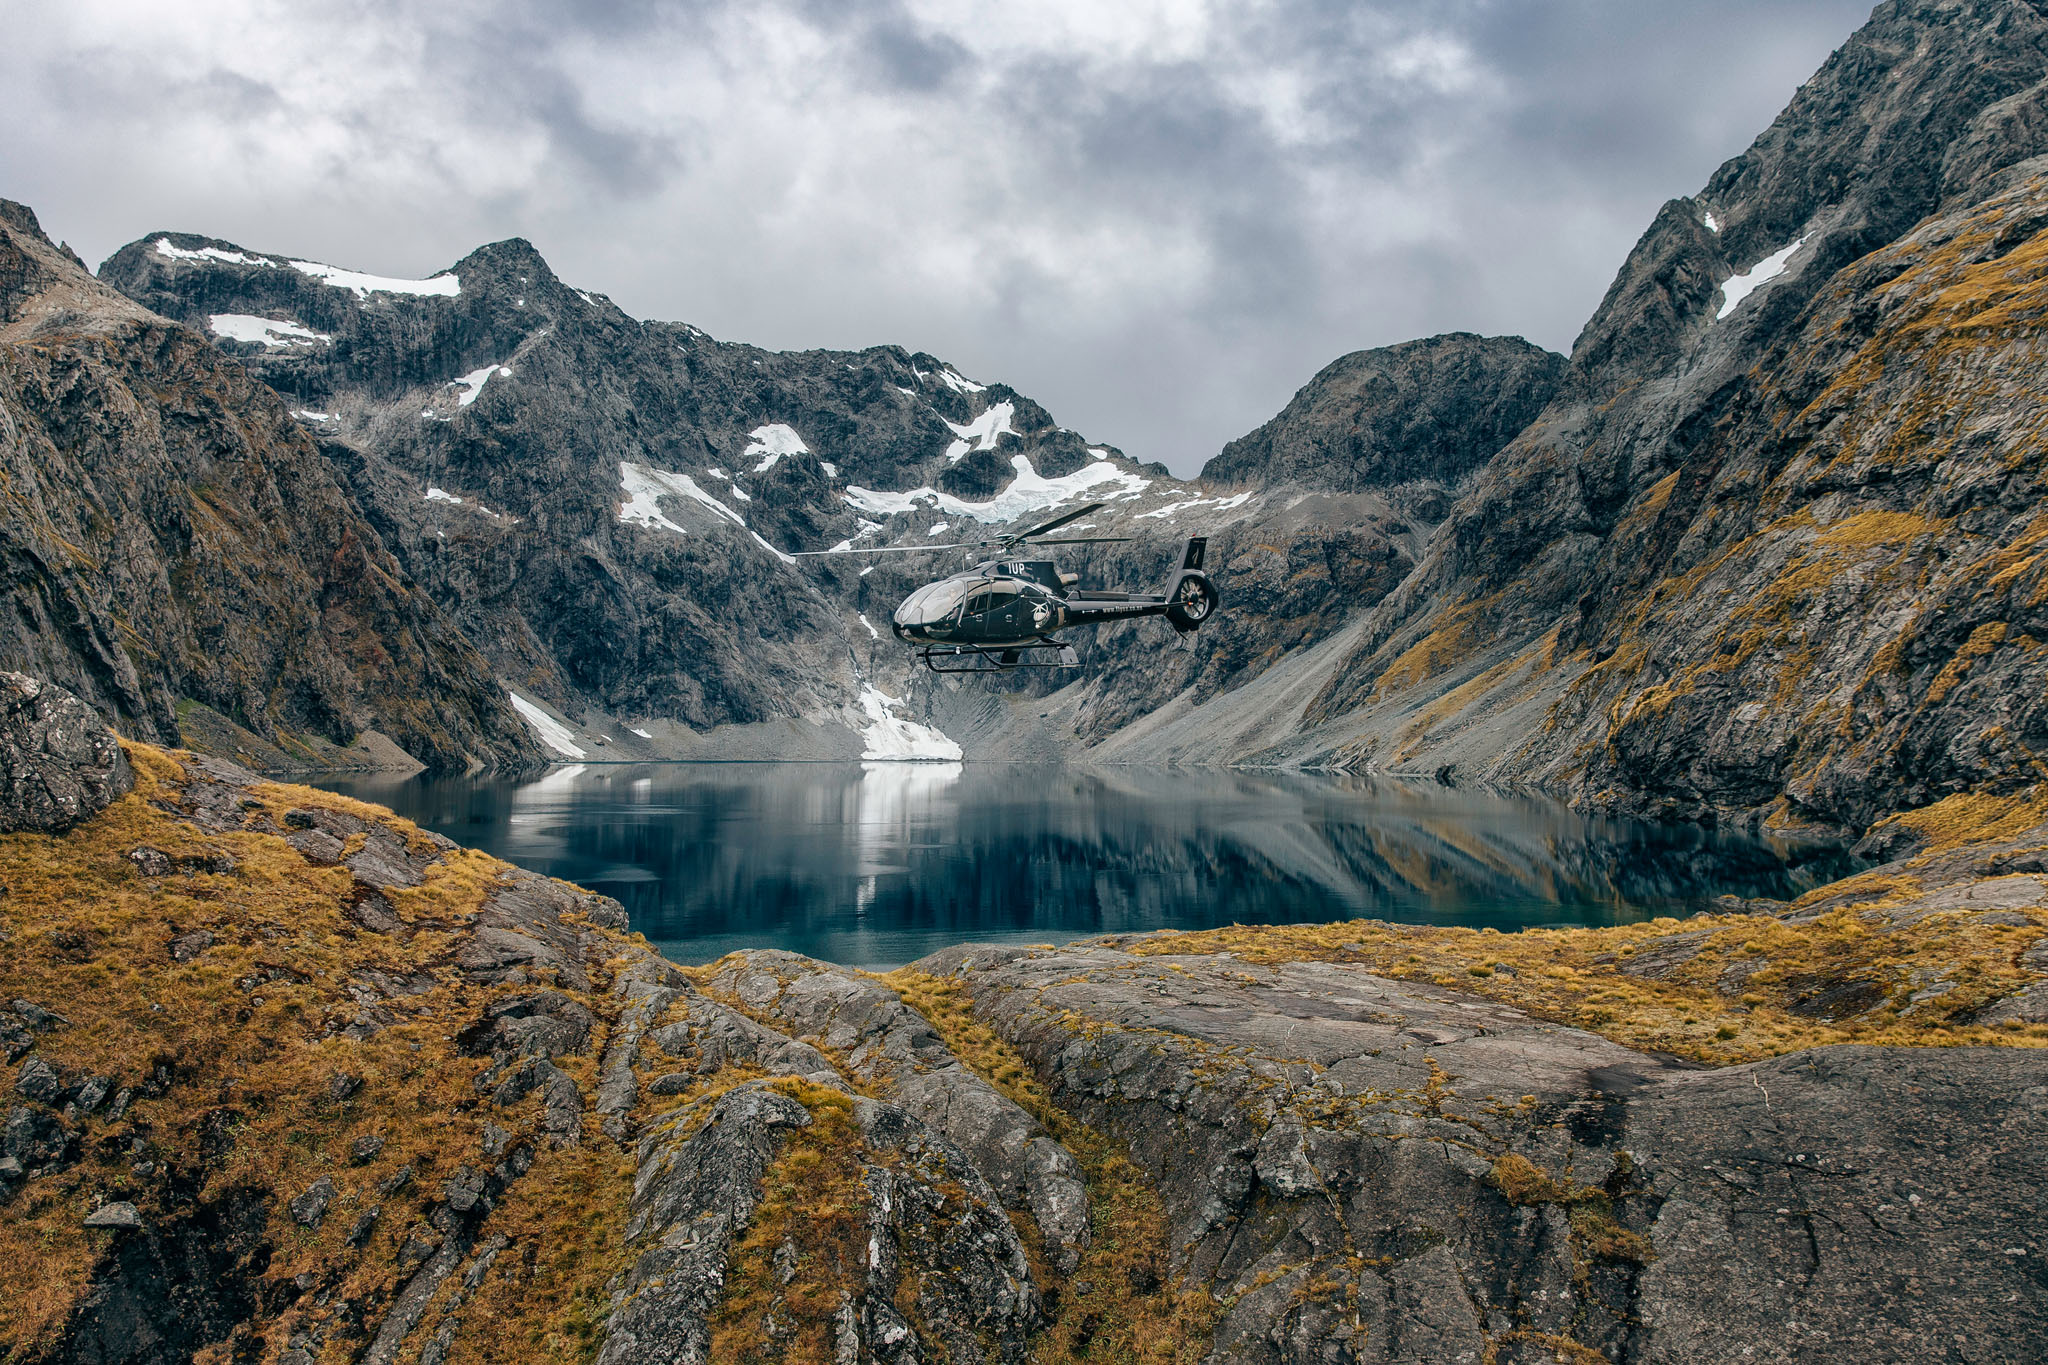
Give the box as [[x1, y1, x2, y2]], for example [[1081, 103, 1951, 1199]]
[[796, 501, 1220, 672]]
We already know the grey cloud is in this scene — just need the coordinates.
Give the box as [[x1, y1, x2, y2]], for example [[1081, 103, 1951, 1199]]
[[2, 0, 1880, 474]]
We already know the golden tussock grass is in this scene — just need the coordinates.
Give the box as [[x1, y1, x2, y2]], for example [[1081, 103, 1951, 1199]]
[[0, 743, 649, 1361], [1123, 896, 2048, 1068]]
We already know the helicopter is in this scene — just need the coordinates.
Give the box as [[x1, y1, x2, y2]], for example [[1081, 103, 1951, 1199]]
[[795, 501, 1221, 672]]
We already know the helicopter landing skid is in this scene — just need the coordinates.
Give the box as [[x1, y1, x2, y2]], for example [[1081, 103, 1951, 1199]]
[[917, 638, 1080, 673]]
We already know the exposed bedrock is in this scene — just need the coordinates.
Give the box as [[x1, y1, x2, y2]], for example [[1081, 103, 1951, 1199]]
[[699, 950, 1092, 1272], [917, 941, 2048, 1365]]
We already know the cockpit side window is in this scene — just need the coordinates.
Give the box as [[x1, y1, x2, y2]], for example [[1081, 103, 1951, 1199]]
[[966, 585, 1025, 615]]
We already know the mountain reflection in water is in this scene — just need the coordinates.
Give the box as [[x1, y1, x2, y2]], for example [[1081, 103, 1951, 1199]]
[[312, 762, 1854, 969]]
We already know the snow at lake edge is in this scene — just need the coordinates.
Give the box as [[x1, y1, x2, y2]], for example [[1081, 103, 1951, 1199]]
[[507, 690, 586, 759], [853, 685, 962, 761]]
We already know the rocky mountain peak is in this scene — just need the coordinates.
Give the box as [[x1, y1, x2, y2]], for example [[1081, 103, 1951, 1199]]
[[1200, 332, 1564, 497], [1570, 0, 2048, 394]]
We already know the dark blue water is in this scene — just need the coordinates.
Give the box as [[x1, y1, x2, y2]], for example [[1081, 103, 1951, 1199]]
[[311, 762, 1852, 969]]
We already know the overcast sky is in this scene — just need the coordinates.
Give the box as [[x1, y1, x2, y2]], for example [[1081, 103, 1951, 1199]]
[[5, 0, 1874, 475]]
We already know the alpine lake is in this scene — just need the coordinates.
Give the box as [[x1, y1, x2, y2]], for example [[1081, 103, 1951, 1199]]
[[310, 761, 1857, 970]]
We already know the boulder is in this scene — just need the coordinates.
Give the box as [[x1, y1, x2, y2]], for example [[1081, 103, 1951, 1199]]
[[0, 674, 132, 834], [82, 1201, 142, 1230]]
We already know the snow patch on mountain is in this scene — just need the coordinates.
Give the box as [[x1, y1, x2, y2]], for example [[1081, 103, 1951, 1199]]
[[943, 402, 1016, 463], [751, 531, 796, 564], [1136, 490, 1255, 520], [746, 424, 810, 473], [844, 454, 1149, 524], [209, 314, 330, 347], [618, 462, 748, 534], [289, 258, 460, 298], [156, 239, 274, 268], [507, 690, 586, 759], [853, 685, 961, 761], [1717, 236, 1806, 320], [451, 364, 510, 406], [915, 366, 985, 394]]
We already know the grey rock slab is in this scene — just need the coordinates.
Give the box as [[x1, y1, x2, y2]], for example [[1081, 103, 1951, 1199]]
[[344, 830, 428, 890], [949, 942, 2048, 1364], [14, 1057, 61, 1103], [82, 1201, 142, 1230], [1624, 1046, 2048, 1364], [167, 928, 213, 962]]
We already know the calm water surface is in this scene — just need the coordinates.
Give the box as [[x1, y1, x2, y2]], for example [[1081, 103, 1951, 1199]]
[[312, 762, 1852, 968]]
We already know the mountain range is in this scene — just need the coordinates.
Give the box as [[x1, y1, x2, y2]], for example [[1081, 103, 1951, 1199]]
[[7, 3, 2048, 1362], [6, 0, 2048, 852]]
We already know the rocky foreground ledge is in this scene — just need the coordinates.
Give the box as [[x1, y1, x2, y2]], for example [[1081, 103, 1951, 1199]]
[[0, 677, 2042, 1364]]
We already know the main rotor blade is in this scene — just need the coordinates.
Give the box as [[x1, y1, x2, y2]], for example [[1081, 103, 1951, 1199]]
[[1008, 501, 1107, 542], [1018, 536, 1131, 545], [791, 543, 973, 556]]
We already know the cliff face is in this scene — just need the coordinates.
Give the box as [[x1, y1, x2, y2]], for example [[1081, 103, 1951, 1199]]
[[0, 202, 535, 773]]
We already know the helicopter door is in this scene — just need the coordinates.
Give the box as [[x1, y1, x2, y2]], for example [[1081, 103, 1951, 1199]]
[[962, 587, 1023, 636]]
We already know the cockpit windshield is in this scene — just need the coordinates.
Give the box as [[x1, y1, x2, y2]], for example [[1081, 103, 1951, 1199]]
[[894, 579, 974, 627]]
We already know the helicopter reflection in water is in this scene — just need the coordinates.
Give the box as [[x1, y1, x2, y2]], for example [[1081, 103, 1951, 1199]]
[[313, 762, 1857, 969]]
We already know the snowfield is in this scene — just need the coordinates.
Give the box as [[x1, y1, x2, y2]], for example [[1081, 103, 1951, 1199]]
[[451, 364, 511, 407], [853, 686, 962, 761], [943, 402, 1016, 463], [507, 690, 586, 759], [289, 258, 461, 298], [208, 314, 330, 347], [746, 424, 810, 473], [618, 462, 747, 533], [618, 461, 795, 562], [156, 239, 274, 268], [844, 454, 1149, 524]]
